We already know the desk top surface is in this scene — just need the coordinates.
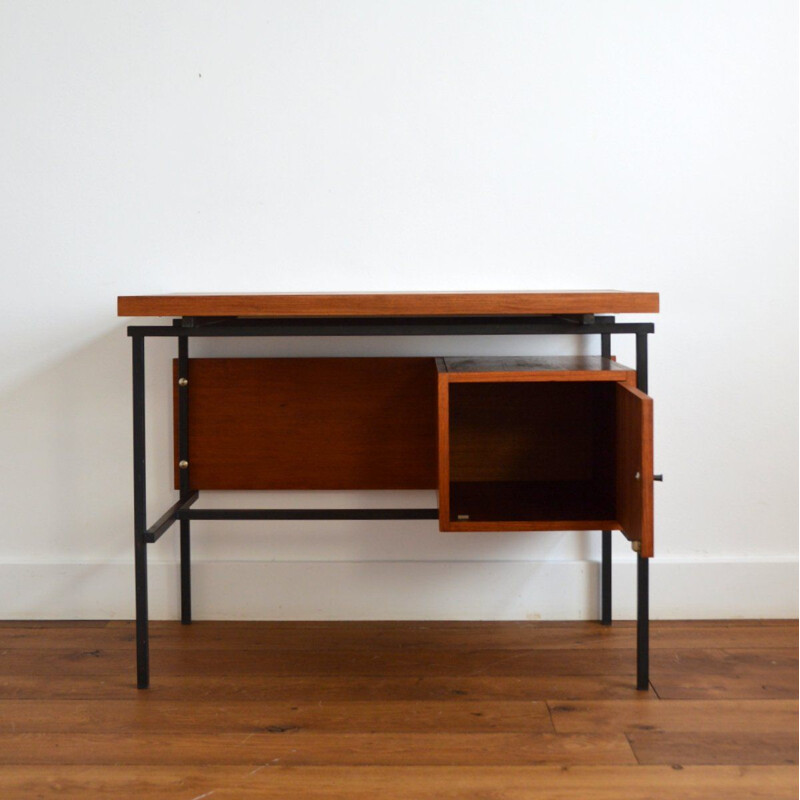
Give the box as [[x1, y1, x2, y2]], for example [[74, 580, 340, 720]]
[[118, 290, 659, 318]]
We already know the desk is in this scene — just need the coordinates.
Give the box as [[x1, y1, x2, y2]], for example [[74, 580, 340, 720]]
[[119, 291, 659, 690]]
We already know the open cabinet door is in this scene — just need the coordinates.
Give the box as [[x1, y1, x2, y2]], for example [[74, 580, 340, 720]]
[[616, 383, 654, 557]]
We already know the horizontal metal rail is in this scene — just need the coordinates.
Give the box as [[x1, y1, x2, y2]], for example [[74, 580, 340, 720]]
[[176, 507, 439, 521], [128, 315, 654, 338], [145, 491, 199, 542]]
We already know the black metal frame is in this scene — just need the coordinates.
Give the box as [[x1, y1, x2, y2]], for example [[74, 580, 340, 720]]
[[129, 313, 654, 690]]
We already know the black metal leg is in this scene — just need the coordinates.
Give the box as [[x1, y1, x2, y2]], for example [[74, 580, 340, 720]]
[[635, 332, 650, 691], [180, 520, 191, 624], [636, 333, 649, 393], [599, 331, 612, 626], [132, 335, 149, 689], [637, 553, 649, 690], [601, 530, 612, 625], [600, 332, 611, 360], [177, 336, 192, 624]]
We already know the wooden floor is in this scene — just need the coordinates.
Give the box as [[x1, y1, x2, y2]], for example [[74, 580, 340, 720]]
[[0, 620, 796, 799]]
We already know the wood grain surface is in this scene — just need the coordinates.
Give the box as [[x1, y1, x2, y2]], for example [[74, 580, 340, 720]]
[[615, 383, 654, 556], [118, 290, 660, 318], [173, 357, 438, 490], [0, 620, 795, 798]]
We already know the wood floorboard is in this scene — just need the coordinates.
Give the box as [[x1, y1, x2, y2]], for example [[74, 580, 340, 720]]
[[0, 699, 555, 734], [548, 699, 798, 734], [649, 648, 798, 699], [1, 620, 794, 651], [2, 645, 795, 685], [650, 676, 797, 700], [627, 731, 799, 766], [0, 673, 644, 701], [0, 646, 645, 676], [0, 731, 638, 766], [0, 620, 795, 798], [0, 765, 795, 800]]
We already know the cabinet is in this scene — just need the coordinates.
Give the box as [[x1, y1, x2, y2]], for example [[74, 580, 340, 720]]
[[436, 356, 653, 557]]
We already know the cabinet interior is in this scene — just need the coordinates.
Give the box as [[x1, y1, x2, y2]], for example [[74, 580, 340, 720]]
[[447, 381, 617, 523]]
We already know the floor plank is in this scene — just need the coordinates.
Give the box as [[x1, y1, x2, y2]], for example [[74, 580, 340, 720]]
[[549, 699, 798, 734], [628, 731, 799, 766], [650, 647, 798, 699], [0, 699, 555, 734], [0, 731, 637, 766], [0, 646, 643, 677], [0, 673, 643, 701], [3, 644, 793, 685], [0, 620, 794, 651], [649, 676, 797, 700], [0, 765, 794, 800]]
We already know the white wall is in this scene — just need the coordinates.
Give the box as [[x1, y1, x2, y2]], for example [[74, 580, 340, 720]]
[[0, 0, 796, 620]]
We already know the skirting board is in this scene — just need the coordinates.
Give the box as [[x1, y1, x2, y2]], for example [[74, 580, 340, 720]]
[[0, 559, 796, 620]]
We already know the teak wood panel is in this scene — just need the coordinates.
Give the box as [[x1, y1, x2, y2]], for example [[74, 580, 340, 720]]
[[173, 358, 438, 490], [615, 383, 654, 557], [119, 290, 660, 318]]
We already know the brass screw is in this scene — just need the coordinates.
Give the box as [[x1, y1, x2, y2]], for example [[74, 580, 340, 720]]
[[178, 377, 188, 387], [178, 460, 189, 469]]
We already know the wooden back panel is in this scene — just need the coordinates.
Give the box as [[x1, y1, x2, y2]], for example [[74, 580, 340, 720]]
[[174, 358, 438, 490], [447, 382, 610, 483]]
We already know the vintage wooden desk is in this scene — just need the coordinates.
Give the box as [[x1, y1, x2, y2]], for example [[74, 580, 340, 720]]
[[118, 291, 660, 690]]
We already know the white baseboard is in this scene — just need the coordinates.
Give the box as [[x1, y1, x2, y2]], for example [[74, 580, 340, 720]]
[[0, 558, 795, 620]]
